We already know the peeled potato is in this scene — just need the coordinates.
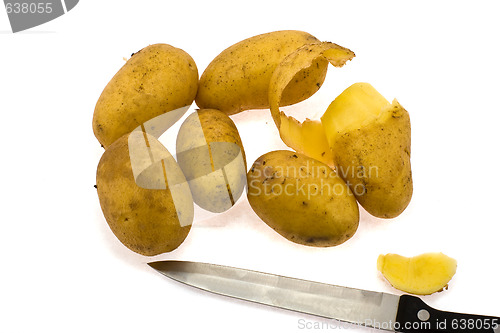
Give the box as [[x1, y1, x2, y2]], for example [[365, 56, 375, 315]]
[[321, 83, 412, 218], [377, 252, 457, 295]]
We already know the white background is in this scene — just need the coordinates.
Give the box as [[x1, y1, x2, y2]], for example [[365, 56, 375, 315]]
[[1, 1, 499, 332]]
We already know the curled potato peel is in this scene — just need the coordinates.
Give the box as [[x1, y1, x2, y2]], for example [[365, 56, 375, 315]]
[[269, 42, 355, 166]]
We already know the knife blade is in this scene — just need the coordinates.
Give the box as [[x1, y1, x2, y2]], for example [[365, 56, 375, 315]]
[[148, 260, 499, 332]]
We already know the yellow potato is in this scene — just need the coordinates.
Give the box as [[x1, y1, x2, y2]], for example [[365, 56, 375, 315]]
[[247, 150, 359, 247], [196, 30, 332, 115], [93, 43, 198, 149], [321, 83, 412, 218], [377, 253, 457, 295], [96, 131, 193, 256], [176, 109, 246, 213]]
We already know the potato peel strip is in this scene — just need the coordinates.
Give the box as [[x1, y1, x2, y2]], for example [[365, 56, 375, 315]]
[[269, 42, 355, 165]]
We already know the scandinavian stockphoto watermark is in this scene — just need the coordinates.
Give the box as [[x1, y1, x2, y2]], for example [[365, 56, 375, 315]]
[[248, 159, 378, 200], [123, 106, 377, 216], [297, 318, 500, 331], [3, 0, 78, 33]]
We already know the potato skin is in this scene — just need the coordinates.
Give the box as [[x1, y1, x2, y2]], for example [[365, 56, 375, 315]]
[[93, 44, 198, 149], [196, 30, 328, 115], [176, 109, 247, 213], [333, 102, 412, 218], [247, 150, 359, 247], [96, 132, 193, 256]]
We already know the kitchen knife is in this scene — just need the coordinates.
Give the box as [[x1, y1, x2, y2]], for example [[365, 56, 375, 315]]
[[148, 260, 499, 332]]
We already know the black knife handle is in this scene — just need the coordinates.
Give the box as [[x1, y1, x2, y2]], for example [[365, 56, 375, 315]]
[[395, 295, 500, 332]]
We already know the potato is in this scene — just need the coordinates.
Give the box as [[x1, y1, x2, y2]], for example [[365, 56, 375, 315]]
[[377, 253, 457, 295], [321, 83, 412, 218], [176, 109, 246, 213], [96, 131, 193, 256], [93, 43, 198, 149], [196, 30, 332, 115], [247, 150, 359, 247]]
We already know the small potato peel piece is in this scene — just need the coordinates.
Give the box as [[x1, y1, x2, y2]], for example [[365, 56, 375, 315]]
[[269, 42, 355, 166], [377, 253, 457, 295]]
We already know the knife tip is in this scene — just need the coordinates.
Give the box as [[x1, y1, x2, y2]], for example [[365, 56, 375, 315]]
[[147, 260, 162, 271], [147, 260, 184, 273]]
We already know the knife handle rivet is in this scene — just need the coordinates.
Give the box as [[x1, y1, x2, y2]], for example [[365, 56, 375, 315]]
[[417, 309, 430, 321]]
